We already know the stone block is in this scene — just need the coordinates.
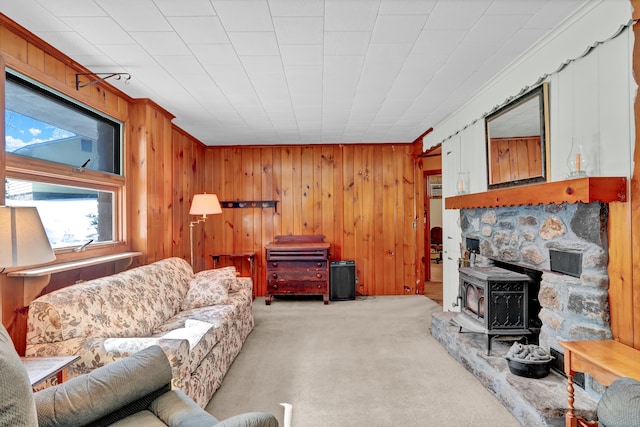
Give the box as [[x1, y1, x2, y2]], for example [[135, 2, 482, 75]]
[[540, 216, 566, 240], [567, 289, 609, 322], [538, 286, 560, 310], [522, 245, 545, 265], [579, 272, 609, 289], [519, 215, 538, 226], [481, 210, 497, 225], [538, 308, 563, 331], [567, 323, 612, 341]]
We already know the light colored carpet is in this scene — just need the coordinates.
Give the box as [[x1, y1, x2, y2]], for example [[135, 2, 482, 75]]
[[206, 295, 521, 427]]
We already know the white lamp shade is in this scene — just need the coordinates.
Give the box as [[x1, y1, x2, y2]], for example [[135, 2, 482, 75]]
[[189, 194, 222, 218], [0, 206, 56, 268]]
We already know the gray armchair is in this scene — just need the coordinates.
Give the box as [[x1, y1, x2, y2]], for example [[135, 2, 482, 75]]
[[0, 324, 277, 427]]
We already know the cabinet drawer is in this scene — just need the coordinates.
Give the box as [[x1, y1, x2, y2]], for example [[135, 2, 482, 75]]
[[266, 260, 327, 270], [266, 281, 328, 295], [268, 270, 327, 282]]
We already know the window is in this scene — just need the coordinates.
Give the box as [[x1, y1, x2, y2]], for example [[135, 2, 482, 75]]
[[4, 70, 124, 250], [5, 72, 121, 175]]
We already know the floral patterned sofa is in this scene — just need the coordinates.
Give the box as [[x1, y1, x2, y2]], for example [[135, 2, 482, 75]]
[[25, 257, 254, 408]]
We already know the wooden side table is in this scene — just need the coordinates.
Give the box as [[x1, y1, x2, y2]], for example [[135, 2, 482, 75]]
[[21, 355, 80, 387], [559, 340, 640, 427], [210, 252, 256, 289]]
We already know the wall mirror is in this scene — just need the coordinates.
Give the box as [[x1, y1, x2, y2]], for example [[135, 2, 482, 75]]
[[485, 83, 550, 189]]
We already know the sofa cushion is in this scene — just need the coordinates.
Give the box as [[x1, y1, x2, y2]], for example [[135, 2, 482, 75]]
[[182, 275, 231, 310], [196, 266, 243, 293]]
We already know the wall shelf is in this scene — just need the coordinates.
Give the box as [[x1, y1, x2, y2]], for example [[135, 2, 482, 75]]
[[444, 177, 627, 210], [220, 200, 278, 211], [7, 251, 142, 306]]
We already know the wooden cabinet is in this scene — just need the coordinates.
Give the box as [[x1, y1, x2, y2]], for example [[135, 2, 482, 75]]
[[265, 235, 330, 305]]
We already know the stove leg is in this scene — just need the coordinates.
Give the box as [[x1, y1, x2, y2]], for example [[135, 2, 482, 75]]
[[487, 334, 492, 356]]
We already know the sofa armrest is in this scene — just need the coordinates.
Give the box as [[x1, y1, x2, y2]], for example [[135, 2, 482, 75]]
[[34, 346, 172, 427], [96, 337, 192, 388], [149, 389, 220, 426], [216, 412, 280, 427]]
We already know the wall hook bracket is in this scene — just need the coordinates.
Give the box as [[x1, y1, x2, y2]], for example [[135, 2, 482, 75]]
[[75, 72, 131, 90]]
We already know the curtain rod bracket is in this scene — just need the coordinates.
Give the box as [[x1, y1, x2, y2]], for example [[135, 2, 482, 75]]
[[75, 72, 131, 90]]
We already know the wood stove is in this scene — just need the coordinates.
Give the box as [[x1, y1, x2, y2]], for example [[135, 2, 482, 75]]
[[455, 265, 533, 354]]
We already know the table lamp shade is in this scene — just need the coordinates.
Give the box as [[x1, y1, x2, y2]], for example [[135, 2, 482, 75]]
[[189, 194, 222, 218], [0, 206, 55, 268]]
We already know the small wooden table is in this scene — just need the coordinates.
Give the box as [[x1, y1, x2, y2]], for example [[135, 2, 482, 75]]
[[559, 340, 640, 427], [21, 355, 80, 387], [210, 252, 256, 285]]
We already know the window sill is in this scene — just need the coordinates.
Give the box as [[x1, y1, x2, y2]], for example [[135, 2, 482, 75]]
[[7, 251, 142, 306]]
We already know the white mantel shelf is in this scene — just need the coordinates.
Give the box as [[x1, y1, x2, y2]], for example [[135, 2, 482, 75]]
[[444, 177, 627, 210], [7, 251, 142, 306]]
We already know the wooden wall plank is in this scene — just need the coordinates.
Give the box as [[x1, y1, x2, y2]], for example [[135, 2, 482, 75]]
[[280, 148, 294, 236], [342, 146, 356, 261], [373, 146, 385, 296], [631, 10, 640, 348], [402, 146, 417, 294], [313, 148, 323, 235]]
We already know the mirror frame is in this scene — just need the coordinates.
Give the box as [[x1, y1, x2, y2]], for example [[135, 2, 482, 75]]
[[485, 83, 550, 189]]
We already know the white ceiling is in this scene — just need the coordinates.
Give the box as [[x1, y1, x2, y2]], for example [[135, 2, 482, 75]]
[[0, 0, 586, 146]]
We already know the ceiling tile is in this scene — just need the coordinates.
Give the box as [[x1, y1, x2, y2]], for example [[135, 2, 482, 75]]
[[168, 16, 229, 44], [324, 32, 371, 56], [280, 44, 323, 66], [97, 43, 157, 66], [191, 44, 240, 66], [208, 65, 256, 98], [227, 32, 279, 55], [411, 29, 468, 55], [526, 0, 586, 29], [378, 0, 437, 15], [212, 0, 273, 31], [467, 14, 532, 44], [324, 0, 380, 32], [240, 55, 284, 75], [129, 31, 190, 55], [153, 0, 216, 17], [35, 0, 104, 17], [426, 0, 492, 30], [371, 15, 428, 43], [156, 55, 206, 75], [96, 0, 171, 31], [35, 30, 103, 56], [273, 16, 324, 44], [486, 0, 551, 15], [268, 0, 324, 16], [60, 17, 134, 44]]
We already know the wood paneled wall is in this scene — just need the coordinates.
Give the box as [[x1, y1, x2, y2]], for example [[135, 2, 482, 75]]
[[201, 145, 424, 298]]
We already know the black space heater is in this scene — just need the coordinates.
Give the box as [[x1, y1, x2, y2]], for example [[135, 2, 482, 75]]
[[330, 260, 356, 301]]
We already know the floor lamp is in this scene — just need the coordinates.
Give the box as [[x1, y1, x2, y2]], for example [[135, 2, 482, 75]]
[[189, 194, 222, 268], [0, 206, 55, 272]]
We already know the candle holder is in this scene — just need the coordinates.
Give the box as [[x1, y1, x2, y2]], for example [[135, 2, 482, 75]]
[[457, 171, 470, 195], [567, 136, 588, 177], [567, 134, 599, 178]]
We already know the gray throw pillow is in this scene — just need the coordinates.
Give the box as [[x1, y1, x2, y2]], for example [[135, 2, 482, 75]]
[[597, 377, 640, 427], [0, 324, 38, 426]]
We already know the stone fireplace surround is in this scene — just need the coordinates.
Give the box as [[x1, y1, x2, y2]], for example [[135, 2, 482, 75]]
[[459, 201, 613, 358], [431, 199, 617, 425]]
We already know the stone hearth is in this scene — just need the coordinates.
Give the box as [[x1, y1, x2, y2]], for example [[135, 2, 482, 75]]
[[431, 310, 597, 426]]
